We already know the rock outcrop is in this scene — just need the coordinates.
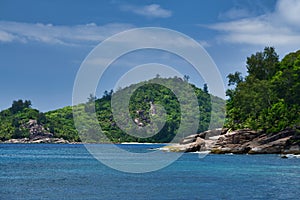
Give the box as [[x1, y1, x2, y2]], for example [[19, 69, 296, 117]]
[[26, 119, 54, 140], [163, 129, 224, 152], [3, 119, 70, 144], [164, 128, 300, 154]]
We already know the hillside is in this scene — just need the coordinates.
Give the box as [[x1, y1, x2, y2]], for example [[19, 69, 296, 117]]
[[1, 48, 299, 147], [0, 77, 225, 143]]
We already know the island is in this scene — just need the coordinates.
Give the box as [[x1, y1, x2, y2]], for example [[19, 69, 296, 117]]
[[0, 47, 299, 156]]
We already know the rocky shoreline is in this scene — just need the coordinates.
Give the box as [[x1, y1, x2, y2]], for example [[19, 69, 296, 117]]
[[1, 137, 71, 144], [163, 128, 300, 155], [2, 120, 300, 155]]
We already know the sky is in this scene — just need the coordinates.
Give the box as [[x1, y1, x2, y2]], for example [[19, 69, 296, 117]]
[[1, 0, 300, 111]]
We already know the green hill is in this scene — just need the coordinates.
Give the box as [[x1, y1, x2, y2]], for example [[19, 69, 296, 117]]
[[1, 48, 299, 144], [0, 77, 225, 143]]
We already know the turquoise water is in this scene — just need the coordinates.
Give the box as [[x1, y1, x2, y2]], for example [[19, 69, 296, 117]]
[[1, 144, 300, 199]]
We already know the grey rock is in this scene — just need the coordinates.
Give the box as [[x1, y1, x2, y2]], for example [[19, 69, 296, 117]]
[[166, 128, 300, 154]]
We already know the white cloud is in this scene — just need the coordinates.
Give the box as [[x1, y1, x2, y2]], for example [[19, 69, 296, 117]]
[[0, 21, 211, 51], [209, 0, 300, 49], [219, 8, 252, 19], [0, 30, 16, 42], [0, 21, 134, 45], [120, 4, 172, 18], [276, 0, 300, 27]]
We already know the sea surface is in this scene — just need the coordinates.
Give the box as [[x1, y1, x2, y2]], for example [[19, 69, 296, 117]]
[[1, 143, 300, 200]]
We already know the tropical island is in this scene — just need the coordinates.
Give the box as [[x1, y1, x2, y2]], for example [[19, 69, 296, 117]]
[[1, 47, 299, 154]]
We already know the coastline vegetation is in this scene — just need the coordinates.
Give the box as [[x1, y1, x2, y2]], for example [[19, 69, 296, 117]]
[[0, 77, 224, 143], [225, 47, 300, 133], [0, 47, 299, 143]]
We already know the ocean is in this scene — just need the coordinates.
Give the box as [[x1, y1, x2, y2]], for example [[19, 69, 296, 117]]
[[1, 143, 300, 200]]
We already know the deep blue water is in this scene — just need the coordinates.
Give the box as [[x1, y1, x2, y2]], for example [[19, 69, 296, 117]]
[[1, 144, 300, 200]]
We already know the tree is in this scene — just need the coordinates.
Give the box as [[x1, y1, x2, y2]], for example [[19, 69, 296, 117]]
[[227, 72, 243, 86], [225, 47, 300, 132], [183, 75, 190, 82], [246, 47, 279, 80], [272, 50, 300, 106], [10, 99, 31, 114], [203, 83, 208, 93], [87, 94, 97, 103], [102, 90, 113, 100]]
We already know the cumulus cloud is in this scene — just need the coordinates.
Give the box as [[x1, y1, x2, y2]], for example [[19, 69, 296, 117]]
[[120, 4, 172, 18], [0, 21, 134, 45], [209, 0, 300, 48]]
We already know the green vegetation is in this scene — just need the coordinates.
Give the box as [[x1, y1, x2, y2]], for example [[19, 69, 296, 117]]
[[0, 100, 38, 140], [225, 47, 300, 133], [2, 47, 298, 143], [95, 77, 224, 143], [45, 106, 79, 141], [0, 77, 224, 143], [73, 77, 224, 143]]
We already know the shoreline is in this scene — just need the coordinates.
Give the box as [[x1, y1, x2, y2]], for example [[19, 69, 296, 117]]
[[161, 128, 300, 155], [1, 141, 299, 157], [1, 127, 300, 156], [0, 138, 169, 145]]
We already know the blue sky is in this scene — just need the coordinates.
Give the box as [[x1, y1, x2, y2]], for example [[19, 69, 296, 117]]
[[1, 0, 300, 111]]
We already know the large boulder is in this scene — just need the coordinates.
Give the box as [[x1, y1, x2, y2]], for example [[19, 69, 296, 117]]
[[212, 128, 300, 154], [165, 127, 300, 154]]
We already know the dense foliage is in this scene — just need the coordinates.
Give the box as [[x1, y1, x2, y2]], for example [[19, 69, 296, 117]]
[[0, 100, 43, 140], [73, 77, 224, 143], [226, 47, 300, 133], [0, 77, 225, 143], [95, 77, 224, 143], [2, 48, 299, 143]]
